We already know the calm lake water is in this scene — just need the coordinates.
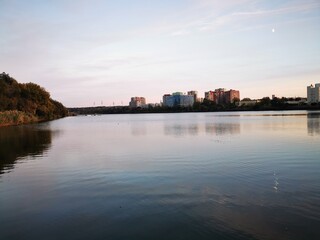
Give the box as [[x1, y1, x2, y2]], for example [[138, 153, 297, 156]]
[[1, 111, 320, 240]]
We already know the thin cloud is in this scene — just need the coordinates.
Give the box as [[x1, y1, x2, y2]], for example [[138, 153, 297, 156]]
[[233, 1, 320, 16], [169, 0, 320, 34]]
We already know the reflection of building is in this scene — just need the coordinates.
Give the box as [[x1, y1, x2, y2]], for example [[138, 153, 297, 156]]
[[131, 123, 147, 136], [307, 112, 320, 135], [205, 123, 240, 135], [164, 124, 199, 136], [204, 88, 240, 104], [129, 97, 146, 108], [307, 84, 320, 103], [163, 121, 240, 136], [163, 92, 194, 107]]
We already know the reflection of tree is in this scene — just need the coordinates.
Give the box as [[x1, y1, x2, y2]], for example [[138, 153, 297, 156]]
[[0, 126, 52, 174], [205, 123, 240, 135], [307, 112, 320, 136]]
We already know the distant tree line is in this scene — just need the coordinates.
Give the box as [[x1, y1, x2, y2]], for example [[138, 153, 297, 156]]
[[247, 97, 319, 110], [0, 73, 68, 126]]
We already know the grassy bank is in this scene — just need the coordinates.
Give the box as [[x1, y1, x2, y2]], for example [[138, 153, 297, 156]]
[[0, 111, 38, 127]]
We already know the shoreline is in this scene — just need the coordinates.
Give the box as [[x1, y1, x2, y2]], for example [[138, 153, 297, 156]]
[[0, 111, 66, 128], [68, 105, 320, 116], [2, 107, 319, 127]]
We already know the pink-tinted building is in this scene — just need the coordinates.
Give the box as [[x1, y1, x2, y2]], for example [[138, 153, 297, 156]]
[[129, 97, 146, 108], [225, 89, 240, 103], [204, 91, 216, 102], [215, 88, 226, 104], [204, 88, 240, 104]]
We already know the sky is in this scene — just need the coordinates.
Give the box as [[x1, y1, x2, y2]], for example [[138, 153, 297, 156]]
[[0, 0, 319, 107]]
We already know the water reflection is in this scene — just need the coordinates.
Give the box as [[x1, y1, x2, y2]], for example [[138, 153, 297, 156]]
[[0, 125, 52, 175], [164, 124, 199, 136], [205, 123, 240, 135], [164, 122, 240, 136], [0, 112, 319, 240], [307, 112, 320, 136], [131, 123, 147, 136]]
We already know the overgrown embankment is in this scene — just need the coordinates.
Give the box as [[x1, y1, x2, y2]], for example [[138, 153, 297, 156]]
[[0, 111, 38, 127], [0, 72, 68, 127]]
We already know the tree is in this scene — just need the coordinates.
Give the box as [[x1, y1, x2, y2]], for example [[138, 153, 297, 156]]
[[0, 73, 68, 121], [260, 97, 271, 106]]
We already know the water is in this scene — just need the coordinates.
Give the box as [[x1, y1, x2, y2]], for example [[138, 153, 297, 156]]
[[0, 111, 319, 240]]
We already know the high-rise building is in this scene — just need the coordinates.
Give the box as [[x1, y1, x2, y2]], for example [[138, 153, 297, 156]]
[[129, 97, 146, 108], [162, 92, 194, 107], [187, 91, 198, 103], [204, 91, 215, 102], [215, 88, 227, 104], [307, 84, 320, 103], [204, 88, 240, 104], [225, 89, 240, 103], [163, 94, 173, 107]]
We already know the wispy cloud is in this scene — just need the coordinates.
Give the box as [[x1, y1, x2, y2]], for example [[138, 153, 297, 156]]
[[169, 0, 320, 34]]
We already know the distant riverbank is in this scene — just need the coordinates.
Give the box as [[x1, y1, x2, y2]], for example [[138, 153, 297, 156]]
[[69, 104, 320, 116]]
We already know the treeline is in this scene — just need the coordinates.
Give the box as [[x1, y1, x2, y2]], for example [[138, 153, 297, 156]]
[[239, 97, 320, 111], [69, 106, 195, 115], [0, 73, 68, 126]]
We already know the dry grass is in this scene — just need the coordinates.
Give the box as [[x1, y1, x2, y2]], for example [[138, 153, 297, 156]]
[[0, 111, 38, 127]]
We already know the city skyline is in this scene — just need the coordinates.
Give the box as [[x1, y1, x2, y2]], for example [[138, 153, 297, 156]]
[[1, 0, 319, 107]]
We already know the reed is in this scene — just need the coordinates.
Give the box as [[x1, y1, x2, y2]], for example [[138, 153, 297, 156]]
[[0, 110, 38, 127]]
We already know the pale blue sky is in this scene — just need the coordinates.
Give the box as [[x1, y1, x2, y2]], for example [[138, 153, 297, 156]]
[[1, 0, 319, 107]]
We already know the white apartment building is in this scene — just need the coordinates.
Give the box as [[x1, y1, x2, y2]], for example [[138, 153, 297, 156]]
[[307, 84, 320, 103]]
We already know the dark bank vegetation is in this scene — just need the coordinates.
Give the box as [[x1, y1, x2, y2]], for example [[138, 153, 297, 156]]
[[242, 97, 320, 111], [0, 73, 68, 127]]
